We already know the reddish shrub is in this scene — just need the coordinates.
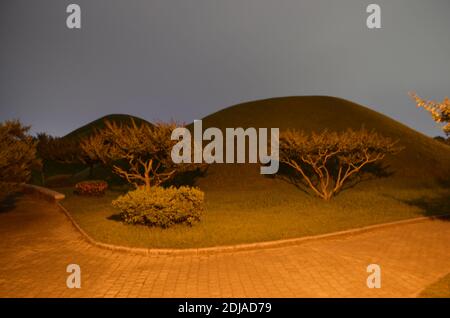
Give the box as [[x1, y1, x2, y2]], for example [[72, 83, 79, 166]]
[[74, 180, 108, 196]]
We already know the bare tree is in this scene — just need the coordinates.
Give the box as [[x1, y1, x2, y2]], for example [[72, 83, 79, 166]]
[[79, 132, 109, 178], [93, 120, 199, 190], [279, 128, 402, 200]]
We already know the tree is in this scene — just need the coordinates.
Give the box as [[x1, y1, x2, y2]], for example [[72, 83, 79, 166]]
[[36, 133, 80, 184], [93, 120, 199, 190], [36, 133, 53, 185], [38, 132, 108, 180], [279, 128, 401, 200], [410, 92, 450, 136], [0, 120, 40, 200], [79, 132, 108, 178], [36, 133, 79, 164]]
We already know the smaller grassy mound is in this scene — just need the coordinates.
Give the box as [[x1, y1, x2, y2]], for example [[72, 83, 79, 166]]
[[420, 273, 450, 298], [32, 114, 153, 187], [58, 183, 450, 249], [63, 114, 151, 140]]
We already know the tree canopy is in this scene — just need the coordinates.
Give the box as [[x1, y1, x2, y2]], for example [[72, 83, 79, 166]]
[[0, 120, 40, 199], [279, 128, 402, 200]]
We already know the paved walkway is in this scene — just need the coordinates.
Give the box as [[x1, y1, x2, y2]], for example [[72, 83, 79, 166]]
[[1, 195, 450, 298]]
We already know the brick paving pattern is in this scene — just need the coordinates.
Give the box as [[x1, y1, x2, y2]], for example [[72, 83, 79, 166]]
[[1, 195, 450, 298]]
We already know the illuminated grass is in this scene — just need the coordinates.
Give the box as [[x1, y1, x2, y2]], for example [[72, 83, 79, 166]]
[[58, 183, 449, 249]]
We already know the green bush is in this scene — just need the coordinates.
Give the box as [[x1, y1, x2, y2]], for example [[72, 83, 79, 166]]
[[112, 186, 205, 228], [75, 180, 108, 196]]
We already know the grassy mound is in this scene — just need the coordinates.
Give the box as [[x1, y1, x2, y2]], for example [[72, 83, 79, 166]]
[[192, 96, 450, 191], [33, 114, 152, 186], [63, 114, 151, 140]]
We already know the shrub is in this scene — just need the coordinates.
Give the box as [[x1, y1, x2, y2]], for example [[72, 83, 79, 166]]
[[112, 186, 205, 228], [75, 180, 108, 196]]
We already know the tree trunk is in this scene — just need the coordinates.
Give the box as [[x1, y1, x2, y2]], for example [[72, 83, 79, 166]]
[[144, 176, 151, 191]]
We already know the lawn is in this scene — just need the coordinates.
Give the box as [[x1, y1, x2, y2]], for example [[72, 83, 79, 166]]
[[57, 182, 450, 249], [42, 96, 450, 249], [419, 273, 450, 298]]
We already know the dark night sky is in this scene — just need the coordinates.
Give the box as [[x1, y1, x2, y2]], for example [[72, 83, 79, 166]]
[[1, 0, 450, 137]]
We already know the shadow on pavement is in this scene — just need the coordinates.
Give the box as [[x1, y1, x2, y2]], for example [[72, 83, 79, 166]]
[[0, 192, 23, 214]]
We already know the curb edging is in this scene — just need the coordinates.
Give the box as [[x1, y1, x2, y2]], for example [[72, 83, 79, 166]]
[[56, 201, 448, 256], [27, 184, 449, 256], [22, 184, 65, 202]]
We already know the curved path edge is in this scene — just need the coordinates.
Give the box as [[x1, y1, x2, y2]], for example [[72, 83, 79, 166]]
[[25, 184, 450, 256], [414, 270, 450, 298]]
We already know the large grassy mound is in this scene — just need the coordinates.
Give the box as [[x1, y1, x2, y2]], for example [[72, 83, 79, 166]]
[[192, 96, 450, 191]]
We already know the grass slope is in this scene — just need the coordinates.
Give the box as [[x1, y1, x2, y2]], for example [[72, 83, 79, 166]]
[[60, 186, 449, 249]]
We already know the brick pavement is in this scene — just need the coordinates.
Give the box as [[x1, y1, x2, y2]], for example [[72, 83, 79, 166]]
[[1, 195, 450, 298]]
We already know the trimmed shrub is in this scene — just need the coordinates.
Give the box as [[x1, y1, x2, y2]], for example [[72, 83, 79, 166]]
[[75, 180, 108, 196], [112, 186, 205, 228]]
